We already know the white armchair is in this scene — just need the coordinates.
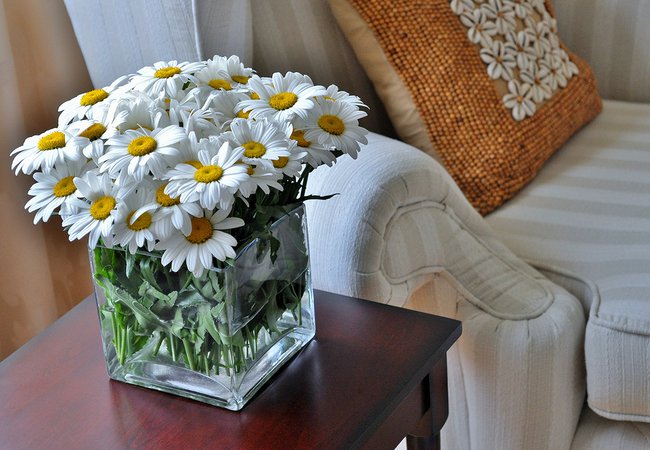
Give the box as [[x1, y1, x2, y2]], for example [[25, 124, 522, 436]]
[[306, 133, 587, 449], [64, 0, 650, 448]]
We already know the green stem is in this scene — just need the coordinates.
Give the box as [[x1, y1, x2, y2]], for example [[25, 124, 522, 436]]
[[298, 165, 313, 199], [119, 326, 127, 364], [152, 333, 164, 357], [182, 338, 196, 370], [126, 327, 133, 357], [212, 342, 221, 375], [168, 335, 177, 361]]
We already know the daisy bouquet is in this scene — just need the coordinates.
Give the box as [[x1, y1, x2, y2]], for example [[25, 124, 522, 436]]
[[11, 55, 368, 408]]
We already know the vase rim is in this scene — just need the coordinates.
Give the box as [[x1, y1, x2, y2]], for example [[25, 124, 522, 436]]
[[92, 203, 306, 273]]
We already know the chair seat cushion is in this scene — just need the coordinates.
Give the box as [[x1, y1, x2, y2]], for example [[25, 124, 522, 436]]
[[487, 100, 650, 422]]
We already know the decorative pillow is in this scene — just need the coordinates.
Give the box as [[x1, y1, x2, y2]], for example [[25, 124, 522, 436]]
[[329, 0, 602, 215]]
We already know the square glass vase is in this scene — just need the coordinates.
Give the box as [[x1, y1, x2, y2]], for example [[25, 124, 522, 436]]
[[90, 205, 315, 411]]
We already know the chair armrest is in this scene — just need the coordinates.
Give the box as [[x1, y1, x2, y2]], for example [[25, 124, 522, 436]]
[[306, 132, 586, 450]]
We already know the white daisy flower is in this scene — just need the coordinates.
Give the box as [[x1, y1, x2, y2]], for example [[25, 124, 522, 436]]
[[57, 76, 126, 126], [195, 55, 254, 92], [66, 119, 110, 164], [146, 181, 203, 238], [460, 9, 498, 47], [156, 89, 203, 129], [59, 196, 80, 222], [169, 132, 203, 168], [128, 60, 205, 99], [450, 0, 474, 15], [104, 91, 170, 137], [227, 118, 292, 167], [112, 188, 158, 253], [481, 0, 516, 35], [157, 208, 245, 277], [203, 90, 250, 121], [504, 30, 538, 71], [100, 125, 186, 185], [288, 122, 336, 168], [11, 127, 86, 175], [503, 80, 536, 121], [183, 106, 224, 139], [480, 40, 517, 81], [271, 138, 306, 178], [303, 100, 368, 159], [237, 72, 327, 122], [321, 85, 368, 109], [236, 164, 283, 198], [25, 159, 92, 224], [62, 172, 122, 247], [164, 140, 248, 210]]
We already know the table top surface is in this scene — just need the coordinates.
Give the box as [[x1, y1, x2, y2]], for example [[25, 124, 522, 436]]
[[0, 290, 460, 450]]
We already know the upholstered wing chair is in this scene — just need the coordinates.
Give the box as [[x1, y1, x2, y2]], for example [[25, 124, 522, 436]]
[[65, 0, 650, 448]]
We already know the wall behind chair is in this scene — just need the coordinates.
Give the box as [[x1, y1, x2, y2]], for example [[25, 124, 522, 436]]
[[0, 0, 94, 360], [554, 0, 650, 102]]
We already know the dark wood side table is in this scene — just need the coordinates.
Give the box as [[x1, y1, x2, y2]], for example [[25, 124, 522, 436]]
[[0, 290, 460, 449]]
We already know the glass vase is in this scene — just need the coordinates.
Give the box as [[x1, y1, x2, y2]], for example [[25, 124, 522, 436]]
[[90, 205, 315, 411]]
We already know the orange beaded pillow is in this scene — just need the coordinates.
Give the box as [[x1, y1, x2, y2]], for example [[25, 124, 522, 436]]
[[329, 0, 602, 215]]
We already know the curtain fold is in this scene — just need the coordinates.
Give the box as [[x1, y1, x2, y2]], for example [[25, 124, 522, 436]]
[[0, 0, 94, 360]]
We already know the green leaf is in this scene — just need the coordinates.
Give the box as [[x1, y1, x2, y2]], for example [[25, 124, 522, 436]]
[[125, 252, 136, 279], [170, 308, 185, 338], [198, 304, 222, 344], [138, 280, 176, 307], [269, 235, 280, 264]]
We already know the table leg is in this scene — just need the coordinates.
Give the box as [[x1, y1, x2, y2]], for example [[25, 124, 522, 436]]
[[406, 357, 448, 450]]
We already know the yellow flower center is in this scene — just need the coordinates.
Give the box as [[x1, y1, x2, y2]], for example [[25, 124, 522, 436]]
[[127, 136, 157, 156], [269, 92, 298, 111], [194, 164, 224, 183], [243, 141, 266, 158], [52, 176, 76, 198], [290, 130, 311, 148], [154, 66, 182, 78], [186, 217, 214, 244], [324, 95, 336, 101], [231, 75, 249, 84], [318, 114, 345, 135], [250, 92, 260, 100], [273, 157, 289, 168], [80, 89, 109, 106], [90, 195, 116, 220], [185, 160, 203, 169], [246, 165, 255, 176], [156, 183, 181, 207], [79, 123, 107, 141], [126, 211, 152, 231], [37, 131, 66, 151], [237, 110, 250, 119], [208, 78, 232, 90]]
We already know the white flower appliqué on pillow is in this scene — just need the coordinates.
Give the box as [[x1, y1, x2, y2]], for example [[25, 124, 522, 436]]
[[452, 0, 578, 121]]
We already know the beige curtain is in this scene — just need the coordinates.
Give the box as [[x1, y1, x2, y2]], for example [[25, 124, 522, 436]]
[[0, 0, 93, 360]]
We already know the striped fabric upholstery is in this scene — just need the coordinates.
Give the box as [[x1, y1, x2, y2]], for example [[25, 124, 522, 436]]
[[306, 133, 587, 449], [487, 100, 650, 422], [554, 0, 650, 102], [249, 0, 394, 137], [571, 408, 650, 450], [64, 0, 253, 89]]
